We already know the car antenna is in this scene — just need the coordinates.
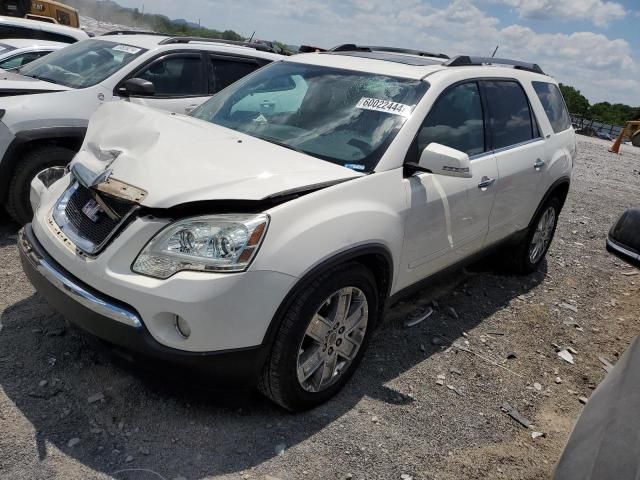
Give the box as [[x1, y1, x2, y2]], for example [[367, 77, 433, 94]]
[[491, 45, 499, 58], [248, 31, 256, 42]]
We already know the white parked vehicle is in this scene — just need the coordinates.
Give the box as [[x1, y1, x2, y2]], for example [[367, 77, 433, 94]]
[[0, 38, 64, 69], [0, 15, 88, 43], [0, 32, 283, 224], [20, 46, 576, 411]]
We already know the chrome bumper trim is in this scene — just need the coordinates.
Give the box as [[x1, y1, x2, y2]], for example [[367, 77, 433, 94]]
[[18, 228, 142, 328]]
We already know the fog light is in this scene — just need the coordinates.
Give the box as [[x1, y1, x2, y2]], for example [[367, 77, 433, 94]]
[[175, 315, 191, 338]]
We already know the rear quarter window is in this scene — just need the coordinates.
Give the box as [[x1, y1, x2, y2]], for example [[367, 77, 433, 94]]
[[532, 81, 571, 133]]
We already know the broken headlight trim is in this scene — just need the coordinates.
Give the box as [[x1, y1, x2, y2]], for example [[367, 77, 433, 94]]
[[132, 214, 269, 279]]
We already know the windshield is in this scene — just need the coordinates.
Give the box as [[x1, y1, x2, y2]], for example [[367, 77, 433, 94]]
[[192, 61, 428, 172], [18, 39, 147, 89]]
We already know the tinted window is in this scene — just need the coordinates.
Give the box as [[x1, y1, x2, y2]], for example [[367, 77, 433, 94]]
[[418, 82, 485, 157], [210, 57, 259, 93], [138, 55, 206, 96], [0, 51, 48, 69], [484, 80, 535, 149], [0, 25, 75, 43], [532, 81, 571, 133]]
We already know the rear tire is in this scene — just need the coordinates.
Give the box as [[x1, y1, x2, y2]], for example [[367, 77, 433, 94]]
[[5, 146, 75, 225], [258, 263, 378, 411], [508, 197, 561, 274]]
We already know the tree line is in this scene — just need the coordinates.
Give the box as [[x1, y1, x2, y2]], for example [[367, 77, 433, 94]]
[[560, 84, 640, 126]]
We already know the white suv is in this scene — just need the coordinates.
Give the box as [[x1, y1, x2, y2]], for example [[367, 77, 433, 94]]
[[0, 32, 282, 224], [19, 46, 576, 411]]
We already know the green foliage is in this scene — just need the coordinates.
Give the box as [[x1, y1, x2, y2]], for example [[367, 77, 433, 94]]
[[66, 0, 243, 40], [559, 83, 639, 125], [558, 84, 590, 117]]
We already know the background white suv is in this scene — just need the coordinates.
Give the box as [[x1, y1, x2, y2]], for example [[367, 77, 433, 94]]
[[0, 32, 283, 224], [20, 46, 576, 411], [0, 37, 64, 69]]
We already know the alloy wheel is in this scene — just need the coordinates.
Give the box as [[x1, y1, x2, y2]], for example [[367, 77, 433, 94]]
[[529, 206, 556, 264], [296, 287, 369, 393]]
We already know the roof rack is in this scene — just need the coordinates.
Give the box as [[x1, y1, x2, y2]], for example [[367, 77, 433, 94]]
[[444, 55, 545, 74], [158, 36, 274, 52], [101, 30, 166, 37], [329, 44, 449, 59]]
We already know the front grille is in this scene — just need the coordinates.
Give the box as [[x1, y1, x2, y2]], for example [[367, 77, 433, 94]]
[[63, 184, 135, 247]]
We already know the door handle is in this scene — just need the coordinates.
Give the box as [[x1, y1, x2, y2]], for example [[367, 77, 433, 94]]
[[477, 176, 496, 190], [534, 159, 546, 171]]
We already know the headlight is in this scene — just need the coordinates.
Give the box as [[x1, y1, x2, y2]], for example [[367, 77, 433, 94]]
[[132, 214, 269, 279]]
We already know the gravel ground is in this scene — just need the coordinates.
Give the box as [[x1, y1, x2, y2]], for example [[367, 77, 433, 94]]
[[0, 135, 639, 480]]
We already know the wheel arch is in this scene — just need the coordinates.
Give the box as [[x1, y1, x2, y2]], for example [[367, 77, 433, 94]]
[[0, 127, 85, 202], [260, 244, 394, 349], [529, 177, 571, 228]]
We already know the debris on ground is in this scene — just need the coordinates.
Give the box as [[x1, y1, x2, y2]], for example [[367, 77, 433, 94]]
[[531, 432, 546, 439], [87, 392, 105, 404], [579, 396, 589, 405], [404, 307, 434, 328], [558, 349, 575, 364], [447, 384, 464, 396], [559, 302, 578, 313], [501, 402, 532, 428]]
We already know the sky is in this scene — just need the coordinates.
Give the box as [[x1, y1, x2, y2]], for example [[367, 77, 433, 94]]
[[114, 0, 640, 105]]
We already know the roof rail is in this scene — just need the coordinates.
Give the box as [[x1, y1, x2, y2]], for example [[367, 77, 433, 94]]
[[444, 55, 545, 74], [330, 44, 449, 59], [158, 36, 274, 52], [101, 30, 166, 37]]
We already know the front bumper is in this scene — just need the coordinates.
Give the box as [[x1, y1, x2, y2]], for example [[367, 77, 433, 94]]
[[19, 224, 268, 387]]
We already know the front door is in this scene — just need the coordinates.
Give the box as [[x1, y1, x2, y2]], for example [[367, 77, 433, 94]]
[[398, 81, 498, 291], [125, 53, 210, 114]]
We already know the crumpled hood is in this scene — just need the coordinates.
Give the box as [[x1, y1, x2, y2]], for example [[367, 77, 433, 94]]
[[72, 102, 361, 208], [0, 70, 71, 94]]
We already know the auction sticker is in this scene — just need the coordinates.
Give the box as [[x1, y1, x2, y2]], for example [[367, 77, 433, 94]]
[[112, 44, 141, 55], [356, 97, 412, 117]]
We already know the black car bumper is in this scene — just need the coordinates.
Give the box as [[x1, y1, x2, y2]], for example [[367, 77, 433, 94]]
[[18, 224, 268, 387]]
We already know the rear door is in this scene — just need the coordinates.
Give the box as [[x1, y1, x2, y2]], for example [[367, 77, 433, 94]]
[[482, 80, 546, 244], [399, 81, 498, 290], [125, 52, 210, 114]]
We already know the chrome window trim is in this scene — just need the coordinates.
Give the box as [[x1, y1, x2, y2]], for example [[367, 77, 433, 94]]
[[469, 137, 544, 161]]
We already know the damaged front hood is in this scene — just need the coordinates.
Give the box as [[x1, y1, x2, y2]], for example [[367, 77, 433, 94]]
[[0, 70, 71, 95], [72, 102, 361, 208]]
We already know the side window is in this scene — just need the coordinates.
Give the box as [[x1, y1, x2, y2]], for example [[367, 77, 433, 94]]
[[418, 82, 485, 157], [0, 51, 46, 70], [137, 55, 206, 96], [532, 81, 571, 133], [484, 80, 535, 149], [57, 10, 71, 26], [209, 57, 259, 93]]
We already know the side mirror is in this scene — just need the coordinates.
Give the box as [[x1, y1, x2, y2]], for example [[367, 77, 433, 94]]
[[120, 78, 155, 97], [410, 143, 473, 178], [607, 208, 640, 267]]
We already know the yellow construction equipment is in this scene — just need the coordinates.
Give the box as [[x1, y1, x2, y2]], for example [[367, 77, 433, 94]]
[[1, 0, 80, 28], [609, 120, 640, 153]]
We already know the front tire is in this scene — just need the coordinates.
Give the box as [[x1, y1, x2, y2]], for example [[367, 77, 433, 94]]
[[259, 263, 378, 411], [5, 146, 75, 225], [509, 197, 561, 274]]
